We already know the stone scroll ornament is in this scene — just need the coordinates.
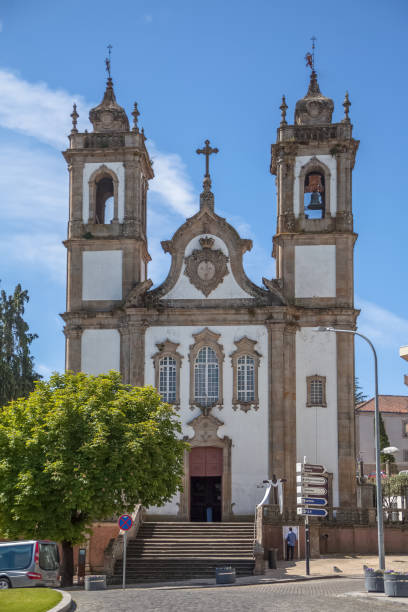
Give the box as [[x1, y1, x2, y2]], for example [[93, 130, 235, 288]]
[[184, 237, 229, 297]]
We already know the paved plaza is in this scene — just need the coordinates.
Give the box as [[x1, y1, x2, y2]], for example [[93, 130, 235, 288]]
[[69, 578, 408, 611]]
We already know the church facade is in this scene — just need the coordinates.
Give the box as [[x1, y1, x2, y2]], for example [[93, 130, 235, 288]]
[[62, 69, 359, 520]]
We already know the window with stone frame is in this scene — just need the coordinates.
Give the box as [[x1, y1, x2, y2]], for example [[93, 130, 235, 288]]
[[306, 375, 327, 407], [231, 337, 261, 412], [403, 421, 408, 438], [152, 340, 183, 407], [299, 157, 331, 220], [189, 328, 224, 411], [88, 165, 119, 224]]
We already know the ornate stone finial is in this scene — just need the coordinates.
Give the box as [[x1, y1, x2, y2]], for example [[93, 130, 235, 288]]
[[132, 102, 140, 133], [70, 103, 79, 133], [342, 91, 351, 123], [196, 139, 218, 211], [105, 44, 113, 79], [199, 236, 215, 249], [280, 95, 288, 126]]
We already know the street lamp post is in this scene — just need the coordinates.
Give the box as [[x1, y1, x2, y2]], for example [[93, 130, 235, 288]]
[[316, 326, 385, 570]]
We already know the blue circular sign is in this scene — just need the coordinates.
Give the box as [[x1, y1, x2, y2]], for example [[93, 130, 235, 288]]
[[118, 514, 133, 531]]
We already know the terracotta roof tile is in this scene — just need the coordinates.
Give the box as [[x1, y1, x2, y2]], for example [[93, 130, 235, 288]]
[[356, 395, 408, 414]]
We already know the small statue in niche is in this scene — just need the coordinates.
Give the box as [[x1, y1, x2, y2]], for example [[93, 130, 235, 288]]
[[304, 172, 325, 219]]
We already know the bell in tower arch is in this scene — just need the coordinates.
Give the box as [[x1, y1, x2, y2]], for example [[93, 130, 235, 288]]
[[304, 172, 325, 217]]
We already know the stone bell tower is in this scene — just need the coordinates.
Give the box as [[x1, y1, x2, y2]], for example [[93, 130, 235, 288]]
[[270, 66, 360, 506], [62, 73, 153, 377]]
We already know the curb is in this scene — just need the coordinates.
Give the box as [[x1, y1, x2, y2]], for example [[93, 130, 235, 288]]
[[48, 589, 72, 612]]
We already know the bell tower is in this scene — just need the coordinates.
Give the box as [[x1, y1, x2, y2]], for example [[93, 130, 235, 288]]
[[270, 65, 360, 507], [62, 72, 153, 376]]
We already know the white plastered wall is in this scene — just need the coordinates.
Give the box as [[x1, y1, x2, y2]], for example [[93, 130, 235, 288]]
[[296, 327, 339, 505], [81, 329, 120, 375], [82, 162, 125, 222], [295, 245, 336, 298], [293, 154, 337, 217], [82, 250, 122, 300], [163, 234, 252, 300], [144, 325, 269, 516]]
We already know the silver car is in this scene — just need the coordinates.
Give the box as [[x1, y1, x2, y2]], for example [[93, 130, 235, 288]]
[[0, 540, 60, 589]]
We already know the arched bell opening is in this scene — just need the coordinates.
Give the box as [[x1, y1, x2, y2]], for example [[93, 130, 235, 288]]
[[304, 171, 325, 219], [95, 177, 114, 224]]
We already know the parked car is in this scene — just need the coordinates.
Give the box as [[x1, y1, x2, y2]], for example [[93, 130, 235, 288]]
[[0, 540, 60, 589]]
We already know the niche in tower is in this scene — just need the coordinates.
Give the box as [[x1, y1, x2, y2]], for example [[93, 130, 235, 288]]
[[95, 176, 114, 224], [304, 172, 325, 219]]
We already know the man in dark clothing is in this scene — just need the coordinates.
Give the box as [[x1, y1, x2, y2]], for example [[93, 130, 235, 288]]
[[286, 527, 297, 561]]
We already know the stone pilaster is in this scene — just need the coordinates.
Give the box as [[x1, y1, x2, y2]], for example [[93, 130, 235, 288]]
[[283, 323, 297, 508], [64, 326, 82, 372], [336, 328, 356, 506], [267, 321, 286, 480], [129, 320, 148, 386]]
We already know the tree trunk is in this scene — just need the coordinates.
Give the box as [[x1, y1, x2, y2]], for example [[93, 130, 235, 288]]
[[60, 540, 74, 587]]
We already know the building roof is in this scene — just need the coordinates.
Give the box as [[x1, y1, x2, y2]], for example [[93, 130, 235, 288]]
[[357, 395, 408, 414]]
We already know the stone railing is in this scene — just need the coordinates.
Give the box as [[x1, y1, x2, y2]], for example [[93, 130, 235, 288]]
[[103, 504, 145, 577]]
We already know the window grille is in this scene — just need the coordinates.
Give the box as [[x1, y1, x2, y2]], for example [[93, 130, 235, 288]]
[[237, 355, 255, 402], [159, 356, 177, 404], [403, 449, 408, 463], [194, 346, 219, 406], [403, 421, 408, 438], [306, 375, 327, 407]]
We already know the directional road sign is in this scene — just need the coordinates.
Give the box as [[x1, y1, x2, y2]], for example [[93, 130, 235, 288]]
[[296, 485, 328, 496], [297, 507, 328, 517], [296, 463, 325, 475], [296, 475, 328, 486], [118, 514, 133, 531], [297, 497, 327, 506]]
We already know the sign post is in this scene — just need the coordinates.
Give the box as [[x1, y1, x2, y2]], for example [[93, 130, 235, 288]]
[[118, 514, 133, 590], [296, 461, 328, 576]]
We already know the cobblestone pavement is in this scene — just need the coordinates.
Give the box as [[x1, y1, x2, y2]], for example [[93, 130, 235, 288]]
[[69, 578, 408, 611]]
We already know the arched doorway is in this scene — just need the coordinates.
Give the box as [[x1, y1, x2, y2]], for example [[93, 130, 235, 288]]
[[189, 446, 222, 522]]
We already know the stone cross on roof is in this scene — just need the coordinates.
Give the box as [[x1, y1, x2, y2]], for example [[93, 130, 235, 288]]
[[196, 139, 219, 178]]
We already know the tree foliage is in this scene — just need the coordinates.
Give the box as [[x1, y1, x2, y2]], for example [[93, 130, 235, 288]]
[[354, 377, 367, 406], [0, 284, 40, 407], [0, 371, 188, 584], [379, 412, 395, 463]]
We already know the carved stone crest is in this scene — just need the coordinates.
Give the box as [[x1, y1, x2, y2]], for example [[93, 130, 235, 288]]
[[184, 236, 229, 296]]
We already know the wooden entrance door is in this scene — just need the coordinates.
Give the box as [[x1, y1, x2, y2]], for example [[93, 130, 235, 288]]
[[189, 447, 223, 521]]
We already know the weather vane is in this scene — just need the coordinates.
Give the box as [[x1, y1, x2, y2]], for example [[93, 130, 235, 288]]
[[305, 36, 316, 71], [105, 44, 113, 79]]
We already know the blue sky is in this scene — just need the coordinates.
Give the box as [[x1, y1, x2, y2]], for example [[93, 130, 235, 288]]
[[0, 0, 407, 399]]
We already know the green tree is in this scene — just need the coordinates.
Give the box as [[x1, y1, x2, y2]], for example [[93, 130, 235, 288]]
[[379, 412, 395, 464], [354, 377, 367, 406], [0, 283, 40, 407], [0, 371, 188, 586]]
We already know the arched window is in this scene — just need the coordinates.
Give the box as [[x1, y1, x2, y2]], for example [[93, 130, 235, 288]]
[[304, 171, 325, 219], [237, 355, 255, 402], [194, 346, 219, 407], [231, 337, 261, 412], [95, 177, 114, 224], [152, 341, 183, 407], [159, 356, 177, 404]]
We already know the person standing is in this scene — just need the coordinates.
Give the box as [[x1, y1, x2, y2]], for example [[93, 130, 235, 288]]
[[286, 527, 297, 561]]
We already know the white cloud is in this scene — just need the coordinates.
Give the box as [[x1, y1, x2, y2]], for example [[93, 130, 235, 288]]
[[0, 232, 66, 282], [357, 297, 408, 349], [0, 143, 67, 221], [0, 69, 91, 148], [148, 141, 197, 218]]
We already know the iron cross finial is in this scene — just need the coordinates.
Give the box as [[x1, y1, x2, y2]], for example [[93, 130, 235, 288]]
[[196, 139, 219, 178], [305, 36, 317, 72], [105, 44, 113, 79]]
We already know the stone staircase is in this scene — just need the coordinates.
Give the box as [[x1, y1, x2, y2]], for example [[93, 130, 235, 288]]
[[112, 522, 255, 583]]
